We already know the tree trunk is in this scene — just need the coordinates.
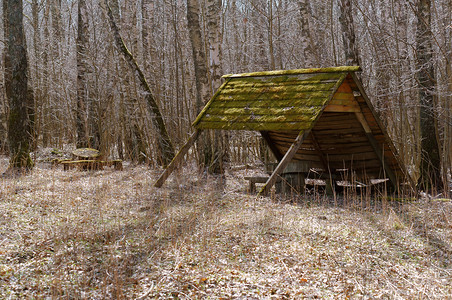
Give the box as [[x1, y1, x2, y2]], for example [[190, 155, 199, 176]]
[[339, 0, 360, 66], [415, 0, 442, 191], [207, 0, 227, 174], [298, 0, 317, 67], [76, 0, 89, 148], [105, 0, 175, 166], [31, 0, 41, 149], [187, 0, 222, 173], [4, 0, 34, 171]]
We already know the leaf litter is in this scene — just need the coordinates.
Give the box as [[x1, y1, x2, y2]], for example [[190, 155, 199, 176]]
[[0, 157, 451, 298]]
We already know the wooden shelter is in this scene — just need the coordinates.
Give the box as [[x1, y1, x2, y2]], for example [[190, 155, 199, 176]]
[[155, 66, 412, 194]]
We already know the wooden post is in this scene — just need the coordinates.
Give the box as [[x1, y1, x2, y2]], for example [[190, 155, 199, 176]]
[[154, 129, 202, 188], [258, 129, 311, 196], [354, 112, 397, 189]]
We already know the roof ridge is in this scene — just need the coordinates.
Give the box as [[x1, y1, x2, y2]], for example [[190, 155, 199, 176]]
[[222, 66, 361, 78]]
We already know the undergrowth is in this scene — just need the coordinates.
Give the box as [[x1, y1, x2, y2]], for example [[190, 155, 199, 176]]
[[0, 157, 451, 299]]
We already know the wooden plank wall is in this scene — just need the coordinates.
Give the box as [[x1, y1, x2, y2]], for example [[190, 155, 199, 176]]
[[264, 78, 405, 180], [345, 75, 406, 179]]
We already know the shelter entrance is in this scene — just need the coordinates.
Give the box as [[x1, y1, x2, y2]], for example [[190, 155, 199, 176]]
[[155, 66, 412, 195]]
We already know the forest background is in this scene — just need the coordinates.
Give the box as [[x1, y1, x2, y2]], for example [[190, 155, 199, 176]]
[[0, 0, 451, 297], [0, 0, 451, 191]]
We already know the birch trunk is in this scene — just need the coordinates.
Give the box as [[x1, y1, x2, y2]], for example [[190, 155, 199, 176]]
[[187, 0, 224, 173], [207, 0, 227, 174]]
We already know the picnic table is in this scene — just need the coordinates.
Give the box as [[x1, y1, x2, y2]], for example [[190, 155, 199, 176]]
[[59, 148, 123, 171]]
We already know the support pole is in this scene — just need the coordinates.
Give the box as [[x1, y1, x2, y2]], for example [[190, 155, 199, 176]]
[[354, 112, 397, 189], [154, 129, 202, 188], [258, 129, 311, 196]]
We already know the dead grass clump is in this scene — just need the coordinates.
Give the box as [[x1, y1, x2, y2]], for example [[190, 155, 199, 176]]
[[0, 158, 451, 298]]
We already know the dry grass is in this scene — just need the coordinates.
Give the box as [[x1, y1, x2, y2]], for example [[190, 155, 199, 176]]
[[0, 156, 451, 299]]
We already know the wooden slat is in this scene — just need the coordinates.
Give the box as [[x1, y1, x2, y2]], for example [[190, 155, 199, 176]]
[[319, 145, 375, 154], [214, 91, 332, 102], [312, 127, 366, 135], [313, 133, 368, 140], [220, 83, 337, 95], [210, 98, 328, 109], [223, 66, 360, 78], [331, 92, 355, 101], [315, 112, 356, 122], [225, 72, 345, 81], [324, 104, 361, 113], [324, 151, 379, 161], [200, 114, 317, 124], [205, 106, 323, 116], [329, 98, 357, 106], [313, 123, 361, 130], [196, 121, 312, 131], [325, 160, 385, 169], [224, 78, 341, 90]]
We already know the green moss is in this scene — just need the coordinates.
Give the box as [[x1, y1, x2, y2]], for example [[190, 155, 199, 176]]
[[222, 66, 360, 78], [201, 113, 317, 124], [226, 72, 343, 85], [221, 83, 336, 96], [215, 91, 332, 102], [209, 98, 328, 108], [205, 106, 323, 116], [193, 69, 348, 130], [196, 121, 312, 131]]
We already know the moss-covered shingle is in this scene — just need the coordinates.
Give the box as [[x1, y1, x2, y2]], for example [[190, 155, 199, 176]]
[[193, 67, 351, 131]]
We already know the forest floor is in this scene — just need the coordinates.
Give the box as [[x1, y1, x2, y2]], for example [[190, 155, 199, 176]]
[[0, 154, 451, 299]]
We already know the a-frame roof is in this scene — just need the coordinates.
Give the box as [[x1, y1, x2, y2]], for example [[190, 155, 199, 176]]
[[192, 66, 411, 186], [155, 66, 413, 191], [193, 66, 359, 131]]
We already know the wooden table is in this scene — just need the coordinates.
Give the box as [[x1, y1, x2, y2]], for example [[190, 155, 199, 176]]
[[60, 148, 123, 171]]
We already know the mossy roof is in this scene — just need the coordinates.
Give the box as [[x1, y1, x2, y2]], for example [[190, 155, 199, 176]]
[[192, 66, 361, 131]]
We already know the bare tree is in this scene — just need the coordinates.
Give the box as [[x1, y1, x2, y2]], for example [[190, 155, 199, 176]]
[[3, 0, 34, 172], [105, 0, 175, 166], [76, 0, 89, 148], [415, 0, 442, 191], [298, 0, 318, 67], [339, 0, 360, 66], [187, 0, 224, 173]]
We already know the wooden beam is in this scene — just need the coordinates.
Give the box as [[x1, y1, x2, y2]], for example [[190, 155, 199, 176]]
[[354, 112, 397, 188], [260, 131, 284, 161], [154, 129, 202, 188], [349, 73, 415, 189], [324, 104, 361, 112], [258, 129, 311, 196]]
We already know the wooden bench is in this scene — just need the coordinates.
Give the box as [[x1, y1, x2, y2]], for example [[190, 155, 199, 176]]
[[61, 159, 123, 171], [244, 176, 283, 194]]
